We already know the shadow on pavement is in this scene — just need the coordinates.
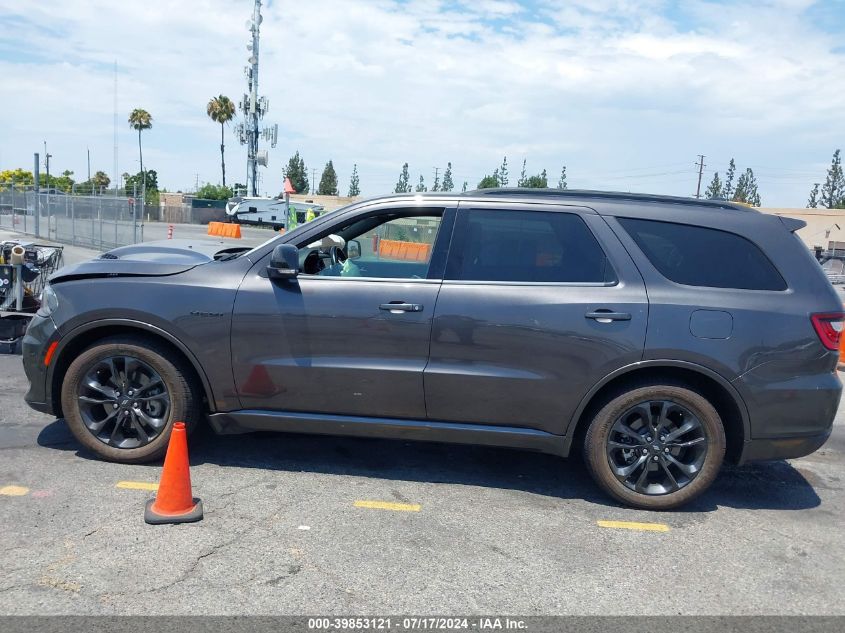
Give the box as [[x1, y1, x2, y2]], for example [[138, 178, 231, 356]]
[[37, 419, 821, 513]]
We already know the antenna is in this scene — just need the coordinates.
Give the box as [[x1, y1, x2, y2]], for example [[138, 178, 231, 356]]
[[236, 0, 278, 197], [113, 61, 118, 194]]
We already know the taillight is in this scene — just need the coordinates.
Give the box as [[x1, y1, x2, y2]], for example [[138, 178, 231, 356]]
[[810, 312, 845, 351]]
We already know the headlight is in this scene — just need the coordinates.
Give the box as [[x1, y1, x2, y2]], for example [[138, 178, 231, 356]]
[[37, 284, 59, 317]]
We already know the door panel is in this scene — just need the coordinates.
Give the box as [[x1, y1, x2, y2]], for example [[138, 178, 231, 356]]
[[231, 275, 441, 418], [424, 204, 648, 435]]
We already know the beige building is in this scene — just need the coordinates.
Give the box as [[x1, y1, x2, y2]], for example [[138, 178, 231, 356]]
[[757, 208, 845, 251]]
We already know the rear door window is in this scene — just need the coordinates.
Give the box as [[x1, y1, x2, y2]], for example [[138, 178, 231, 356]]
[[619, 218, 787, 290], [447, 209, 615, 283]]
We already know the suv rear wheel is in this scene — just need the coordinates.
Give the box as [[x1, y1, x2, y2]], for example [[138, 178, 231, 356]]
[[61, 336, 202, 464], [584, 384, 726, 510]]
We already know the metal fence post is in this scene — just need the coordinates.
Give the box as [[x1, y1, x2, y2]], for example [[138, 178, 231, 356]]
[[71, 194, 76, 246]]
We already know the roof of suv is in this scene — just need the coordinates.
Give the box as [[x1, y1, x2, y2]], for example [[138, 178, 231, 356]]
[[349, 188, 754, 213], [463, 188, 754, 212]]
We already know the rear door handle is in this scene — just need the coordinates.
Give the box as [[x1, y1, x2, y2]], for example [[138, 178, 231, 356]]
[[585, 310, 632, 322], [379, 302, 424, 313]]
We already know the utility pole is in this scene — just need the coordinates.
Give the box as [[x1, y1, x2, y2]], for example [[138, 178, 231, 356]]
[[43, 141, 52, 192], [195, 173, 200, 193], [311, 168, 317, 194], [87, 148, 91, 194], [694, 154, 706, 199]]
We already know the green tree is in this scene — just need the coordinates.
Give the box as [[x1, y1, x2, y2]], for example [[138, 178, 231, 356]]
[[92, 170, 111, 192], [807, 183, 820, 208], [317, 160, 338, 195], [206, 95, 236, 187], [394, 163, 411, 193], [0, 168, 34, 186], [462, 181, 468, 192], [705, 172, 722, 199], [821, 149, 845, 209], [128, 108, 153, 185], [415, 174, 427, 192], [477, 174, 499, 189], [518, 159, 527, 187], [196, 183, 233, 200], [348, 164, 360, 196], [732, 168, 761, 206], [523, 169, 548, 188], [557, 166, 567, 190], [722, 158, 736, 200], [441, 162, 454, 192], [124, 169, 159, 204], [284, 151, 309, 193], [432, 170, 440, 192], [53, 170, 75, 193], [498, 156, 509, 186]]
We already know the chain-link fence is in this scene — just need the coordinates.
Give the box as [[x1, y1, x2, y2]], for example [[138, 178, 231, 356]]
[[0, 187, 144, 251]]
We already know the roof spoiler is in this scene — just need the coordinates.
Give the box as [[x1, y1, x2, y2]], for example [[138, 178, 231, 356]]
[[779, 216, 807, 232]]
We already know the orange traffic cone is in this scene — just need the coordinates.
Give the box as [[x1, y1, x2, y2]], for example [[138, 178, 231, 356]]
[[144, 422, 203, 524]]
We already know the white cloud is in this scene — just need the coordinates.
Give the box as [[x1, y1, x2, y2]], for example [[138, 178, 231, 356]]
[[0, 0, 843, 204]]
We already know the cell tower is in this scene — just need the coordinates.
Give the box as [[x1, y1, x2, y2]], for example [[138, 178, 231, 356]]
[[234, 0, 278, 197]]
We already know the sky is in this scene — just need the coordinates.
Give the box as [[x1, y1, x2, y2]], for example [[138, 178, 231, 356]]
[[1, 0, 844, 206]]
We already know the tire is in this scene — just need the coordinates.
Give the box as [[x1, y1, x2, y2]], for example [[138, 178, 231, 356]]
[[60, 336, 202, 464], [583, 384, 726, 510]]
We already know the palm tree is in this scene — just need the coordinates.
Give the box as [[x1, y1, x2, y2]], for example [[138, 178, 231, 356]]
[[206, 95, 236, 187], [128, 108, 153, 187]]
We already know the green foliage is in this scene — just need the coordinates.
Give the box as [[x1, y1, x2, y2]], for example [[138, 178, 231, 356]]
[[195, 183, 233, 200], [821, 149, 845, 209], [807, 183, 820, 208], [518, 159, 527, 187], [462, 181, 468, 192], [722, 158, 736, 199], [284, 151, 309, 193], [441, 162, 454, 192], [477, 174, 499, 189], [523, 169, 548, 189], [124, 169, 159, 204], [128, 108, 153, 131], [317, 160, 339, 195], [733, 168, 761, 206], [0, 168, 34, 186], [705, 172, 722, 199], [348, 164, 360, 197], [394, 163, 411, 193], [498, 156, 509, 186], [557, 166, 567, 190], [415, 174, 427, 192]]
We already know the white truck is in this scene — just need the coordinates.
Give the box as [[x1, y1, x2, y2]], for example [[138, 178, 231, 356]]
[[225, 196, 326, 231]]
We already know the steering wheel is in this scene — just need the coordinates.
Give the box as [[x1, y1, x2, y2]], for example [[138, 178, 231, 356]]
[[329, 245, 347, 266]]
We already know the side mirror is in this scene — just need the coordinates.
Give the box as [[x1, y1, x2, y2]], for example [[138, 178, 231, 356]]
[[347, 239, 361, 260], [267, 244, 299, 280]]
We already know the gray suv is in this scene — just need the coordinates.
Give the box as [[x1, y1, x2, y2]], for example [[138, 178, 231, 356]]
[[21, 189, 843, 509]]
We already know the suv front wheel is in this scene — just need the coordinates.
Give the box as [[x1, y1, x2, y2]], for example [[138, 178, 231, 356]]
[[61, 336, 202, 464], [584, 384, 726, 510]]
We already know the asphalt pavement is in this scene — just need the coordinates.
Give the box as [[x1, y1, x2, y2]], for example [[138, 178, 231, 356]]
[[0, 354, 844, 615]]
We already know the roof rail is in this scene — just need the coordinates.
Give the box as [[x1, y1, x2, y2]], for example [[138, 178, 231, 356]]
[[463, 188, 752, 211]]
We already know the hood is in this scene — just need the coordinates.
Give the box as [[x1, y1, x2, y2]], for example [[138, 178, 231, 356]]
[[50, 239, 247, 283]]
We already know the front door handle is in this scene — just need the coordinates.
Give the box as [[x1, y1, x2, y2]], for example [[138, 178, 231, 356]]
[[585, 309, 632, 323], [379, 302, 424, 313]]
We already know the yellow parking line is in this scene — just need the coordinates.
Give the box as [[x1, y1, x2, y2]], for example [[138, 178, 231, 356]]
[[597, 520, 670, 532], [115, 481, 159, 491], [0, 485, 30, 496], [353, 500, 421, 512]]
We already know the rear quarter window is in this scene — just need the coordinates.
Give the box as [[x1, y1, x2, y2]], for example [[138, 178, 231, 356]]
[[619, 218, 787, 291]]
